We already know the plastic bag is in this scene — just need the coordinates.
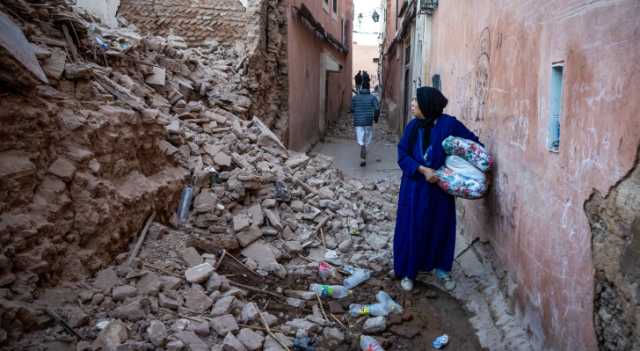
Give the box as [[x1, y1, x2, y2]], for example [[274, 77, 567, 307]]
[[442, 136, 493, 172], [435, 167, 488, 199], [444, 156, 486, 182]]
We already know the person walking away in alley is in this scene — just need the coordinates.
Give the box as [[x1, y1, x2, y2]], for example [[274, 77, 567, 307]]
[[351, 82, 380, 167], [355, 70, 363, 91], [362, 70, 371, 88], [394, 87, 483, 292]]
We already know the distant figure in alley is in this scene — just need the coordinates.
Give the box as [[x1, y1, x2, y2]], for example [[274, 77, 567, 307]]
[[362, 70, 371, 89], [354, 70, 363, 90], [351, 82, 380, 167]]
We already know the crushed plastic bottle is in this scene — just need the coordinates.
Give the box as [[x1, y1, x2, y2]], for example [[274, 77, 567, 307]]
[[177, 185, 193, 225], [309, 283, 350, 299], [432, 334, 449, 349], [95, 36, 109, 50], [343, 266, 371, 289], [318, 261, 337, 280], [205, 166, 219, 186], [349, 303, 390, 317], [293, 336, 315, 351], [360, 335, 385, 351], [376, 291, 403, 314]]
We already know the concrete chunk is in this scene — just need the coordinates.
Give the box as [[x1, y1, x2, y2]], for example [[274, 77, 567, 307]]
[[211, 295, 235, 316], [233, 213, 251, 232], [112, 285, 137, 301], [185, 263, 214, 283], [174, 331, 208, 351], [237, 226, 263, 247], [223, 332, 247, 351], [237, 328, 264, 350], [146, 320, 167, 347], [48, 157, 76, 181], [184, 285, 213, 313], [211, 314, 239, 335], [0, 151, 35, 178], [214, 151, 232, 167], [263, 209, 282, 230], [180, 247, 203, 267], [146, 66, 166, 87]]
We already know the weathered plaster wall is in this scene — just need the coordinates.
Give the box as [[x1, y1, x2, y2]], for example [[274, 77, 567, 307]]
[[428, 0, 640, 349], [381, 45, 404, 136], [287, 0, 352, 151]]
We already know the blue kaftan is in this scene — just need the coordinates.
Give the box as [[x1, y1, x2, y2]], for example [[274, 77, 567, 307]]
[[393, 114, 481, 280]]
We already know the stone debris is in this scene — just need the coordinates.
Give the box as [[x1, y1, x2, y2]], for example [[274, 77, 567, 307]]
[[94, 320, 128, 351], [237, 328, 265, 350], [112, 285, 138, 301], [211, 314, 240, 336], [223, 332, 248, 351], [147, 320, 168, 347], [0, 0, 404, 349]]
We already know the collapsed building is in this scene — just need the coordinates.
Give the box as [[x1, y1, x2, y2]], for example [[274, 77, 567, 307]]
[[0, 1, 424, 350]]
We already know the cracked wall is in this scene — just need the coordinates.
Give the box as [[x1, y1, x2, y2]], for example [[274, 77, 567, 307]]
[[586, 147, 640, 351], [426, 0, 640, 349]]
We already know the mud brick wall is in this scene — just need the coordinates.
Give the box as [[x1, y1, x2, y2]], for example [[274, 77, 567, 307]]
[[119, 0, 250, 45]]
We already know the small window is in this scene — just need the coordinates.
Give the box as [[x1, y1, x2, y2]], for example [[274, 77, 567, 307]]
[[332, 0, 337, 14], [548, 64, 564, 152]]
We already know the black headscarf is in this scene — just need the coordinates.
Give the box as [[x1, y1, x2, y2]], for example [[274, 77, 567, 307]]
[[409, 87, 449, 154]]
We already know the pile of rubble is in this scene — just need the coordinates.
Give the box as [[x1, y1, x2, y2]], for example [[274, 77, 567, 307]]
[[0, 1, 405, 350]]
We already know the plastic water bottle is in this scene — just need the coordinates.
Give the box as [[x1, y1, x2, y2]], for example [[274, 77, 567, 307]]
[[177, 185, 193, 225], [349, 303, 390, 317], [318, 261, 337, 280], [432, 334, 449, 349], [376, 291, 403, 314], [343, 267, 371, 289], [309, 284, 350, 299], [360, 335, 384, 351]]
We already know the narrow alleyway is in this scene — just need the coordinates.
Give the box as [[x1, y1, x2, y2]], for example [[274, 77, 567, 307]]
[[311, 113, 399, 183]]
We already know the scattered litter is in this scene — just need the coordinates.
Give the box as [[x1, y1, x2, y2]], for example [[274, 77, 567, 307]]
[[293, 336, 316, 351], [318, 261, 337, 280], [349, 303, 390, 317], [376, 291, 403, 314], [360, 335, 385, 351], [177, 185, 193, 225], [309, 284, 351, 299], [96, 320, 110, 330], [343, 266, 371, 289], [432, 334, 449, 349]]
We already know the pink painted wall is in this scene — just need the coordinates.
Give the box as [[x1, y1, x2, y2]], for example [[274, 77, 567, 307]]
[[428, 0, 640, 349], [287, 0, 353, 151]]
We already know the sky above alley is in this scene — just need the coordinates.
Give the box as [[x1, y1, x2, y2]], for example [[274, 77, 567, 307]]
[[353, 0, 384, 46]]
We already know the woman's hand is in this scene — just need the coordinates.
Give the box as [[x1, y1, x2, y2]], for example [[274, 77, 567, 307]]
[[418, 166, 439, 183]]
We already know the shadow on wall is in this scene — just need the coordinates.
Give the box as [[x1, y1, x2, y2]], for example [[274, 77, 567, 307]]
[[585, 145, 640, 351]]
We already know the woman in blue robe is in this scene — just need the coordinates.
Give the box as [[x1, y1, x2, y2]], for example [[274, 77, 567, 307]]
[[394, 87, 481, 291]]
